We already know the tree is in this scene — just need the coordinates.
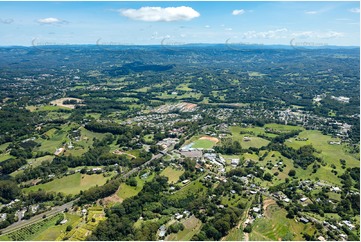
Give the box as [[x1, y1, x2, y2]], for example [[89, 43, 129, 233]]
[[66, 225, 73, 232], [288, 169, 296, 177], [243, 224, 252, 233], [263, 172, 273, 181]]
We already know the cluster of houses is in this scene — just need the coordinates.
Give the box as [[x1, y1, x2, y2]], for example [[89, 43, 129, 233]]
[[152, 102, 198, 114], [127, 112, 201, 130], [158, 210, 191, 237]]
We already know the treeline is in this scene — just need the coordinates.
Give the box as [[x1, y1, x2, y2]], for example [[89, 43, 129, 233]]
[[214, 138, 242, 155], [78, 177, 121, 205], [191, 207, 242, 240], [0, 158, 27, 175], [268, 143, 319, 170], [89, 176, 169, 240]]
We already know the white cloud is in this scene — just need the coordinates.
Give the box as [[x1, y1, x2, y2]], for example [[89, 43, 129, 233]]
[[305, 11, 318, 15], [204, 25, 210, 28], [291, 31, 344, 39], [232, 9, 245, 16], [119, 6, 200, 22], [225, 28, 233, 31], [241, 28, 288, 39], [0, 18, 14, 24], [349, 8, 360, 13], [37, 17, 65, 24]]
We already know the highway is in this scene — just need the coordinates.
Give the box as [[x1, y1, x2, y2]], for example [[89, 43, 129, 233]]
[[0, 199, 78, 235]]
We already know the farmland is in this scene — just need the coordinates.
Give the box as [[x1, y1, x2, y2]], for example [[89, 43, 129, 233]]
[[250, 203, 316, 241], [166, 216, 202, 241], [23, 173, 114, 195], [116, 172, 155, 200], [160, 166, 185, 184]]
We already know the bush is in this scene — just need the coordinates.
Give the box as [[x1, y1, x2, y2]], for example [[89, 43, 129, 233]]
[[66, 225, 73, 232]]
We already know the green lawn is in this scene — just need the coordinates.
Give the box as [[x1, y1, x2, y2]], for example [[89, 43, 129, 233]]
[[10, 155, 54, 177], [166, 216, 202, 241], [144, 134, 154, 143], [191, 139, 216, 149], [117, 173, 155, 200], [264, 123, 305, 132], [160, 166, 185, 184], [23, 173, 114, 195], [286, 130, 359, 185], [250, 203, 315, 241], [33, 213, 81, 241], [229, 126, 270, 149], [170, 174, 207, 199], [0, 213, 69, 241], [224, 227, 244, 241], [176, 83, 193, 91]]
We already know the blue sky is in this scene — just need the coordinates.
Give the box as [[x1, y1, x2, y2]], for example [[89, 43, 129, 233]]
[[0, 1, 359, 46]]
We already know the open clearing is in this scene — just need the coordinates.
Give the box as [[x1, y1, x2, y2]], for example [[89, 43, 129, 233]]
[[50, 97, 84, 109], [250, 203, 315, 241], [229, 126, 270, 149], [286, 130, 359, 185], [23, 173, 113, 195], [160, 166, 185, 184], [166, 215, 202, 241], [116, 172, 155, 200]]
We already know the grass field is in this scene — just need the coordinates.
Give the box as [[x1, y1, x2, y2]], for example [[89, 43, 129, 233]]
[[229, 126, 270, 149], [33, 213, 81, 241], [0, 213, 78, 241], [10, 155, 54, 177], [166, 216, 202, 241], [170, 174, 207, 199], [66, 206, 105, 241], [23, 173, 114, 195], [286, 130, 359, 185], [160, 166, 185, 184], [117, 173, 155, 200], [0, 153, 14, 163], [264, 123, 304, 132], [250, 203, 315, 241], [176, 83, 193, 91], [224, 227, 244, 241], [143, 134, 154, 143], [191, 139, 216, 149]]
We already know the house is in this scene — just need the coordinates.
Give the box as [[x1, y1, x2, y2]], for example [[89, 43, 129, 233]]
[[317, 236, 326, 241], [331, 186, 341, 192], [243, 137, 251, 142], [282, 197, 290, 203], [158, 225, 167, 237], [60, 219, 68, 225], [141, 172, 149, 179], [30, 204, 39, 214], [342, 220, 355, 230], [175, 213, 183, 220], [252, 207, 261, 213], [300, 197, 308, 202], [300, 217, 309, 223], [182, 179, 190, 184], [81, 209, 87, 216], [54, 147, 65, 156], [231, 159, 240, 166], [0, 213, 7, 222]]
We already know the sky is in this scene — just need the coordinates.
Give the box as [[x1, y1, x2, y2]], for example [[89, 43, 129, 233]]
[[0, 1, 359, 46]]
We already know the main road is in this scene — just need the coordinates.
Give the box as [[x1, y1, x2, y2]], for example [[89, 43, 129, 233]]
[[0, 199, 78, 235]]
